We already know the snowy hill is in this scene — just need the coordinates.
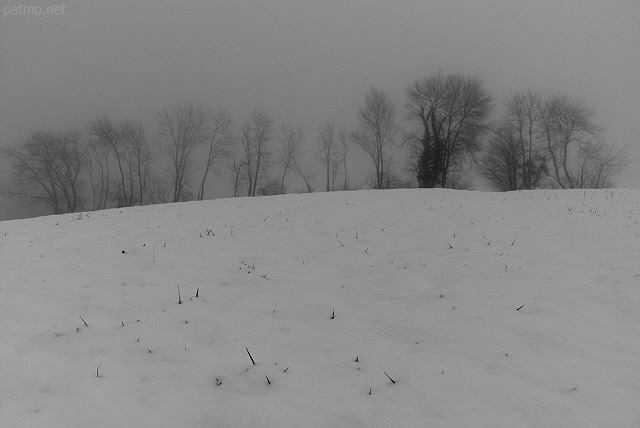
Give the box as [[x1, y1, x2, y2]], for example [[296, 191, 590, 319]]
[[1, 189, 639, 427]]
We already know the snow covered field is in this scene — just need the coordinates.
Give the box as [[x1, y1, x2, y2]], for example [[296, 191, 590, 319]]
[[1, 188, 639, 427]]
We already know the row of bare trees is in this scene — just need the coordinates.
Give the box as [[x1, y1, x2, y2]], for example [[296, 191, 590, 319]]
[[1, 102, 354, 213], [480, 90, 629, 191], [2, 72, 631, 215]]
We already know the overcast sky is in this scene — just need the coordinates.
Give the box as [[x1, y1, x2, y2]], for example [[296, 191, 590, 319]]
[[1, 0, 638, 219]]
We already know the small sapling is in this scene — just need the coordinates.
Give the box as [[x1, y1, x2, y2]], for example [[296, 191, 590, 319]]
[[96, 362, 102, 378], [246, 347, 256, 365], [330, 309, 335, 319], [177, 284, 182, 304], [384, 372, 396, 384], [79, 315, 88, 327]]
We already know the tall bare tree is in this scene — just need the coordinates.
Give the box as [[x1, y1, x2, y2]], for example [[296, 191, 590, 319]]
[[225, 157, 246, 197], [1, 129, 86, 214], [316, 120, 337, 191], [87, 116, 118, 207], [88, 117, 151, 207], [503, 90, 546, 190], [538, 94, 605, 189], [480, 123, 526, 191], [575, 139, 630, 188], [156, 102, 210, 202], [240, 109, 274, 196], [278, 122, 304, 193], [352, 87, 399, 189], [292, 155, 316, 193], [402, 130, 424, 187], [406, 71, 493, 188], [197, 109, 234, 201], [337, 127, 350, 190], [480, 91, 548, 191], [88, 116, 134, 206], [119, 120, 151, 206], [85, 133, 111, 210]]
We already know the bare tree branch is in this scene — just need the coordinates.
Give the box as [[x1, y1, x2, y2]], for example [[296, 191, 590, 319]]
[[353, 87, 399, 189], [156, 102, 210, 202], [197, 109, 235, 200]]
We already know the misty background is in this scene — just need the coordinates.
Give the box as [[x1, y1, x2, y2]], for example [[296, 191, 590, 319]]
[[1, 0, 638, 220]]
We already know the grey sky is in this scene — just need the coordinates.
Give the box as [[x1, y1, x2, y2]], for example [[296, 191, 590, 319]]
[[1, 0, 638, 219]]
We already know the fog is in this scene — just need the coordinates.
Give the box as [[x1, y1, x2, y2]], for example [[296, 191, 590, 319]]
[[1, 0, 638, 219]]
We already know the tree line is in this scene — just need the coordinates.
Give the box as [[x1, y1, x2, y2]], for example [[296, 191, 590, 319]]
[[1, 71, 630, 215]]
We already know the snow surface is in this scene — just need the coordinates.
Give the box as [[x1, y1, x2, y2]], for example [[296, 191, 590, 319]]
[[1, 188, 640, 427]]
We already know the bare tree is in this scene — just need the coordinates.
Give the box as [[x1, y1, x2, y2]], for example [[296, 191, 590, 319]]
[[480, 91, 548, 191], [536, 93, 628, 189], [352, 87, 399, 189], [480, 123, 525, 191], [156, 102, 210, 202], [87, 116, 118, 207], [85, 134, 110, 210], [197, 109, 235, 201], [292, 155, 315, 193], [278, 122, 304, 193], [1, 129, 86, 214], [406, 71, 493, 188], [503, 90, 546, 190], [316, 120, 337, 191], [240, 109, 274, 196], [146, 177, 172, 205], [402, 130, 423, 186], [88, 116, 134, 207], [576, 140, 630, 189], [337, 127, 350, 190], [225, 157, 245, 197], [119, 120, 151, 206], [88, 117, 152, 207]]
